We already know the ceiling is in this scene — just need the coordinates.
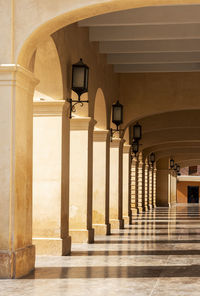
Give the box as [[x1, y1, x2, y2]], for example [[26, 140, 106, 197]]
[[79, 5, 200, 73]]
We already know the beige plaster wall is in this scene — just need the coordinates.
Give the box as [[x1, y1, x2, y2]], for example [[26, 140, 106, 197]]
[[52, 23, 119, 121], [120, 73, 200, 130], [156, 158, 170, 206], [177, 181, 200, 203], [34, 37, 63, 100]]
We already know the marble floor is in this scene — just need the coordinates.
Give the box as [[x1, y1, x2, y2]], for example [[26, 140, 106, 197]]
[[2, 204, 200, 295]]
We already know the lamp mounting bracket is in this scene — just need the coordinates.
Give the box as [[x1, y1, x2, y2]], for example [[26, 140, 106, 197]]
[[67, 98, 89, 119], [110, 127, 124, 142]]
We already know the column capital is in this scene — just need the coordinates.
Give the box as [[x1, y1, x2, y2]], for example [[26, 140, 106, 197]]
[[93, 129, 109, 142], [70, 117, 96, 130], [0, 64, 39, 90], [123, 144, 131, 153], [110, 138, 125, 148], [33, 100, 65, 117]]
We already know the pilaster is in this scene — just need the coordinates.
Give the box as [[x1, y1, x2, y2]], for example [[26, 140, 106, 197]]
[[153, 164, 157, 208], [137, 152, 144, 213], [93, 129, 111, 235], [69, 117, 96, 243], [148, 164, 153, 210], [131, 155, 138, 217], [32, 101, 71, 255], [144, 158, 149, 211], [109, 138, 125, 229], [0, 64, 39, 278], [123, 145, 131, 226]]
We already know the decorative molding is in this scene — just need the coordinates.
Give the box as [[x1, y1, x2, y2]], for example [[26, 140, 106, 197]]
[[93, 129, 109, 141], [123, 144, 131, 153], [0, 64, 39, 85], [70, 117, 96, 130], [110, 138, 125, 148], [178, 176, 200, 182], [33, 101, 65, 116]]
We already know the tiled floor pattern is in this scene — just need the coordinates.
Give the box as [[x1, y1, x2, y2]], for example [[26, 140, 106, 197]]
[[1, 204, 200, 295]]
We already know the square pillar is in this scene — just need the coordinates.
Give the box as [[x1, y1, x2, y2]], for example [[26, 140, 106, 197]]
[[131, 156, 138, 216], [143, 158, 149, 211], [32, 101, 71, 255], [152, 164, 157, 208], [123, 145, 131, 226], [109, 138, 124, 229], [137, 152, 144, 213], [170, 171, 177, 205], [69, 117, 95, 243], [93, 130, 110, 235], [148, 164, 153, 209], [0, 65, 38, 278]]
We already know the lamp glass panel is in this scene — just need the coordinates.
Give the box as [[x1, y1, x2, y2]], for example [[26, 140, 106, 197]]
[[170, 159, 174, 168], [132, 141, 138, 153], [73, 67, 85, 88], [113, 107, 122, 122], [84, 67, 89, 90]]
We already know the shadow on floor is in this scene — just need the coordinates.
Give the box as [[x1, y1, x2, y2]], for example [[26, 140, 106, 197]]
[[23, 265, 200, 279], [70, 250, 200, 256]]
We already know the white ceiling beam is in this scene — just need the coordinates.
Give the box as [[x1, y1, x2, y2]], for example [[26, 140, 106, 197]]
[[90, 23, 200, 41], [114, 63, 200, 73], [79, 5, 200, 27], [100, 39, 200, 53], [107, 52, 200, 64]]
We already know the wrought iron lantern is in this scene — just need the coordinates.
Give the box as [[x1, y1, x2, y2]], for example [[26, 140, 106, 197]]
[[67, 58, 89, 118], [174, 163, 178, 171], [132, 140, 139, 156], [176, 165, 180, 173], [110, 100, 124, 141], [170, 159, 174, 169], [150, 153, 155, 164], [133, 122, 142, 141]]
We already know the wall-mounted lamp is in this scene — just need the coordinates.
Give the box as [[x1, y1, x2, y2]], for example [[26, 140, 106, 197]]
[[174, 163, 177, 171], [132, 140, 139, 156], [176, 165, 180, 173], [110, 100, 124, 141], [150, 153, 155, 165], [133, 122, 142, 141], [170, 159, 174, 169], [67, 58, 89, 118]]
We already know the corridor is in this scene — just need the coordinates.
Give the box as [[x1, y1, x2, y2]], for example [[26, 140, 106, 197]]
[[1, 204, 200, 295]]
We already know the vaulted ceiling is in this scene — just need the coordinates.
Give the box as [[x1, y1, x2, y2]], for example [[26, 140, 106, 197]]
[[79, 5, 200, 73]]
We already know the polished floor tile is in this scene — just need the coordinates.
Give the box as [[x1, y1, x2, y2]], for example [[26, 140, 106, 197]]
[[1, 204, 200, 295]]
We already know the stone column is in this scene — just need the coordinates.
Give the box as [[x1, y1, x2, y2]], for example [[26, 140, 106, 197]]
[[32, 101, 71, 255], [93, 130, 110, 235], [170, 171, 177, 205], [0, 65, 38, 278], [131, 156, 138, 216], [144, 158, 149, 211], [123, 145, 131, 226], [148, 164, 153, 209], [152, 163, 157, 208], [69, 117, 95, 243], [137, 152, 144, 213], [109, 138, 124, 229]]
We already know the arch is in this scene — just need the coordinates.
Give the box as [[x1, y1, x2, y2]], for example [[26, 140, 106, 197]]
[[94, 88, 107, 129], [33, 36, 63, 101], [16, 0, 200, 69]]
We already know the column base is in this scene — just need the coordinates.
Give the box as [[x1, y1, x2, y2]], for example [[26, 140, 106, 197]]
[[137, 207, 144, 214], [93, 223, 111, 235], [143, 206, 149, 212], [33, 236, 71, 256], [123, 216, 129, 226], [69, 228, 94, 243], [131, 208, 139, 216], [110, 219, 124, 229], [0, 245, 35, 279]]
